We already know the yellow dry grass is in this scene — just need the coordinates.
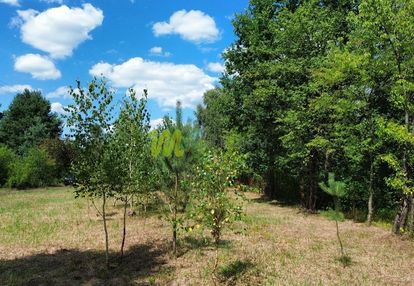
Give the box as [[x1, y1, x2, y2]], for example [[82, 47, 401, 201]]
[[0, 187, 413, 285]]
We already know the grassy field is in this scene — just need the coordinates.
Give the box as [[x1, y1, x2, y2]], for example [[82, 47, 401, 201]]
[[0, 187, 413, 285]]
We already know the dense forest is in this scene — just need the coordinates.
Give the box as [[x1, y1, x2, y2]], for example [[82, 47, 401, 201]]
[[197, 0, 414, 235]]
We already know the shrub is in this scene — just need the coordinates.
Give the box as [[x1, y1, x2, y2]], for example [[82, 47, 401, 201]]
[[0, 145, 16, 186], [8, 147, 56, 189]]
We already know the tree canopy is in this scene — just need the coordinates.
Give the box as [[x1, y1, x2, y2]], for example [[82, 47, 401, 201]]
[[0, 89, 62, 154]]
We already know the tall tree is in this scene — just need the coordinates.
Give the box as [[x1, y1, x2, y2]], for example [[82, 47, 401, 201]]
[[197, 88, 238, 148], [350, 0, 414, 234], [65, 78, 115, 268], [0, 89, 61, 154], [222, 0, 354, 209], [110, 88, 153, 259]]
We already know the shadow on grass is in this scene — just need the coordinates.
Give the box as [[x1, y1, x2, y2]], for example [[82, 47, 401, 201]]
[[183, 236, 210, 250], [179, 236, 234, 258], [0, 242, 171, 286], [250, 196, 299, 208], [218, 259, 254, 284]]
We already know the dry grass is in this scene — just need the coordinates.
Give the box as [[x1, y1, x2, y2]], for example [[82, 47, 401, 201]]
[[0, 187, 413, 285]]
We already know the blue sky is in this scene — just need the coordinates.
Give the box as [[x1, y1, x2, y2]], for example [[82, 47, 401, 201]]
[[0, 0, 248, 126]]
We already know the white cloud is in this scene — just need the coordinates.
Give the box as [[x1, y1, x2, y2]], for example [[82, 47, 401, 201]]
[[89, 57, 216, 108], [14, 53, 61, 80], [51, 102, 67, 114], [153, 10, 219, 44], [46, 86, 71, 99], [149, 46, 162, 54], [0, 84, 33, 94], [207, 62, 224, 73], [40, 0, 64, 4], [17, 4, 103, 59], [150, 118, 164, 130], [0, 0, 19, 6], [149, 46, 172, 57], [150, 118, 175, 130]]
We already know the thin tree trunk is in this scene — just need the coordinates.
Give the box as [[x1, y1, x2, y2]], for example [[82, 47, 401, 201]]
[[264, 170, 275, 198], [352, 201, 356, 221], [87, 199, 91, 220], [120, 195, 128, 260], [393, 108, 410, 234], [367, 192, 373, 226], [299, 176, 305, 209], [172, 172, 178, 256], [211, 242, 219, 286], [367, 160, 374, 226], [102, 193, 109, 269], [336, 220, 344, 257], [213, 245, 219, 272], [121, 156, 133, 259], [409, 195, 414, 233], [309, 154, 318, 212], [324, 149, 329, 178], [393, 196, 410, 234]]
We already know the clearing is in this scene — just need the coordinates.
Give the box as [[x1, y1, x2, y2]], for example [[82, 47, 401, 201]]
[[0, 187, 413, 285]]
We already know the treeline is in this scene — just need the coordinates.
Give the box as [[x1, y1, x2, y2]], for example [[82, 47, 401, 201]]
[[197, 0, 414, 234], [0, 90, 74, 188]]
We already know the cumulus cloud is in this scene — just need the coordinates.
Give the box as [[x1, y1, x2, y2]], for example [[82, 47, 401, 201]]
[[51, 102, 68, 114], [46, 86, 71, 99], [14, 53, 61, 80], [16, 4, 103, 59], [0, 0, 19, 6], [0, 84, 33, 94], [149, 46, 172, 57], [153, 10, 219, 44], [89, 57, 216, 108], [40, 0, 64, 4], [206, 62, 224, 73]]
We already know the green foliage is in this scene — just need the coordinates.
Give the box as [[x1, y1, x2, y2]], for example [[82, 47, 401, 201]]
[[64, 77, 116, 268], [337, 255, 352, 267], [0, 145, 16, 186], [319, 173, 347, 199], [65, 78, 115, 199], [152, 101, 204, 254], [196, 88, 237, 148], [191, 151, 243, 245], [0, 89, 62, 154], [40, 138, 76, 180], [7, 147, 56, 189], [195, 0, 414, 231], [110, 88, 154, 197]]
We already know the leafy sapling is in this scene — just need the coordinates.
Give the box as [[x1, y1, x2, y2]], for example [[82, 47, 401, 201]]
[[110, 88, 153, 260], [192, 151, 243, 280], [65, 78, 115, 269]]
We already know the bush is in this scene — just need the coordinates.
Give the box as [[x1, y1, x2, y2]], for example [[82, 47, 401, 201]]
[[0, 145, 16, 186], [8, 147, 56, 189], [40, 138, 76, 180]]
